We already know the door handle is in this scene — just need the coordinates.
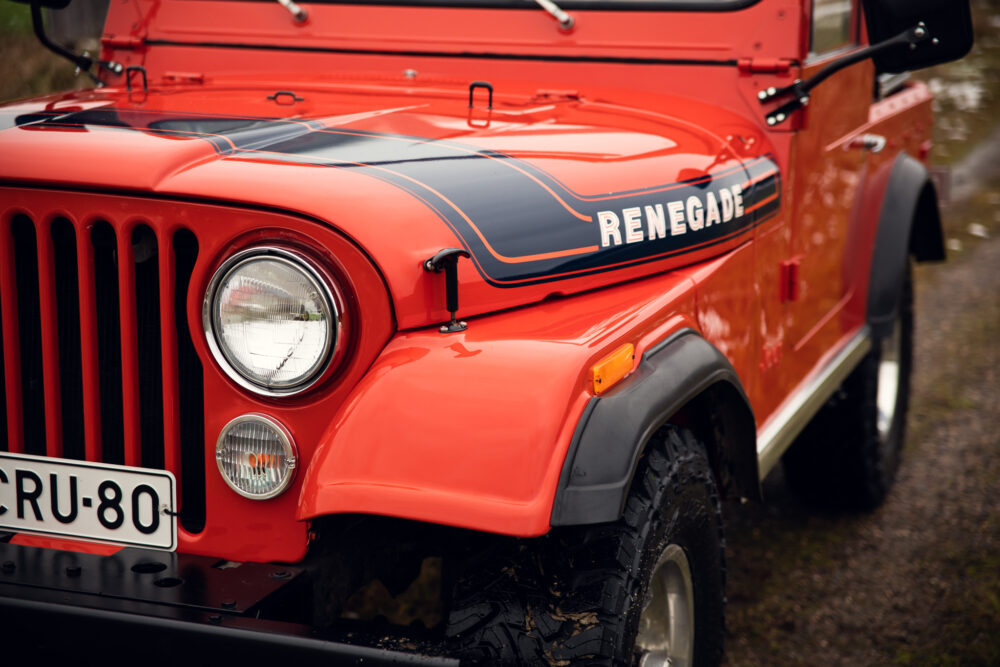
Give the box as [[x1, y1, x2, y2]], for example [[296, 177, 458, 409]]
[[846, 133, 886, 153]]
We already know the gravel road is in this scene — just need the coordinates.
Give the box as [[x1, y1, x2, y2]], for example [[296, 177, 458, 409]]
[[722, 143, 1000, 665]]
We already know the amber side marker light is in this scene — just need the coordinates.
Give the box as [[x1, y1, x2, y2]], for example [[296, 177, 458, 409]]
[[591, 343, 636, 395]]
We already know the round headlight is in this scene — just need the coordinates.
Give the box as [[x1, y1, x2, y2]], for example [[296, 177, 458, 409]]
[[216, 414, 297, 499], [204, 247, 340, 395]]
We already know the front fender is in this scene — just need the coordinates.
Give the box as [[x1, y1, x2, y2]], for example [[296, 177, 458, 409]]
[[297, 270, 698, 536], [550, 328, 757, 526], [297, 331, 591, 536]]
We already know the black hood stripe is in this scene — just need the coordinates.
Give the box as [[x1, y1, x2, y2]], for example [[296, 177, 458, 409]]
[[7, 107, 781, 286]]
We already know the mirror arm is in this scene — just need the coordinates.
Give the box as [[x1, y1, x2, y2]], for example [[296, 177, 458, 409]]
[[758, 23, 932, 126], [29, 3, 123, 87]]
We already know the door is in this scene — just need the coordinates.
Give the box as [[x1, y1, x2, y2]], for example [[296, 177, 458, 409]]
[[786, 0, 874, 370]]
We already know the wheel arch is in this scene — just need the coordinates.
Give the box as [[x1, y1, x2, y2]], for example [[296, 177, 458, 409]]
[[868, 153, 944, 337], [550, 328, 759, 527]]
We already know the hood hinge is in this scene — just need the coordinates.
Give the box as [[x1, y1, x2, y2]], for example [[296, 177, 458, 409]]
[[101, 35, 146, 50], [737, 58, 795, 75]]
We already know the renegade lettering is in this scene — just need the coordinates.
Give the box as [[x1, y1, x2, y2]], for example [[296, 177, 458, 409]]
[[597, 184, 745, 247]]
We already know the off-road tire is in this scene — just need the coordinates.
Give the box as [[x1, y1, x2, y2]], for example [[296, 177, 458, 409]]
[[783, 261, 914, 510], [446, 426, 726, 666]]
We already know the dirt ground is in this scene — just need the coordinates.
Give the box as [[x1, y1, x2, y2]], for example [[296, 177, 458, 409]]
[[723, 133, 1000, 666], [723, 9, 1000, 663]]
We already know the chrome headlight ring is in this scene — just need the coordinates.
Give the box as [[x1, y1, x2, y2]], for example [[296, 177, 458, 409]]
[[202, 246, 343, 397]]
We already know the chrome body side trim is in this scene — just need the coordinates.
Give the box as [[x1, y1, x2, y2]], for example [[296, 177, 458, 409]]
[[756, 328, 872, 480]]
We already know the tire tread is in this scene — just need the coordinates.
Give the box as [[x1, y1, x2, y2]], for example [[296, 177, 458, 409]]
[[447, 426, 725, 666]]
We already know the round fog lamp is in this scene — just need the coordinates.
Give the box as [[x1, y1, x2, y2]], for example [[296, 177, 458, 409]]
[[216, 415, 297, 500]]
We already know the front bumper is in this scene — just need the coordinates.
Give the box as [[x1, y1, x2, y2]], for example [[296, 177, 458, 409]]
[[0, 541, 457, 665]]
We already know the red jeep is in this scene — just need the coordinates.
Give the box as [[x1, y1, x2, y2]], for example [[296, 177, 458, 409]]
[[0, 0, 971, 663]]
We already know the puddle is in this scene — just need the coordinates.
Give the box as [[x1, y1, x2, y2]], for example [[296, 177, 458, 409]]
[[928, 79, 986, 113], [917, 10, 1000, 163]]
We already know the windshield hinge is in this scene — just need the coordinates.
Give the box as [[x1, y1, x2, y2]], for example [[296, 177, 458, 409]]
[[737, 58, 794, 75], [163, 71, 205, 85], [532, 89, 582, 102]]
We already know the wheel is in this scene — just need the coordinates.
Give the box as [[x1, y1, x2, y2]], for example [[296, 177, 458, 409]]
[[446, 426, 726, 666], [783, 261, 913, 510]]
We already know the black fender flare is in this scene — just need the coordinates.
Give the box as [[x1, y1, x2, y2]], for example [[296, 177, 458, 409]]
[[550, 329, 758, 527], [867, 153, 944, 337]]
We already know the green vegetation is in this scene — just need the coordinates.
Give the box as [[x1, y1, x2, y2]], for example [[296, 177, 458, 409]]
[[0, 32, 82, 103], [0, 2, 32, 34], [0, 3, 99, 102]]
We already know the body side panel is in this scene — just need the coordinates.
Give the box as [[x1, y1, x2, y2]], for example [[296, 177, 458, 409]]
[[782, 56, 873, 403], [841, 83, 936, 336]]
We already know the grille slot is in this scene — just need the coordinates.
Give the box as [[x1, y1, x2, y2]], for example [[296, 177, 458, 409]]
[[51, 219, 85, 461], [134, 225, 165, 470], [92, 221, 125, 465], [174, 229, 206, 534], [11, 215, 46, 456], [1, 206, 205, 535]]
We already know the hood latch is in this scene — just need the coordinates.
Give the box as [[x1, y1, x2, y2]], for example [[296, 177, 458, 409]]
[[424, 248, 471, 334]]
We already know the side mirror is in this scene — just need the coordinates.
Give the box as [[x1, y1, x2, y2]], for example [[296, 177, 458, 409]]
[[861, 0, 974, 73], [759, 1, 975, 126], [12, 0, 121, 86]]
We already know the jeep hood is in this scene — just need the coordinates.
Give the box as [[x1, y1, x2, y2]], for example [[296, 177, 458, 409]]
[[0, 83, 781, 329]]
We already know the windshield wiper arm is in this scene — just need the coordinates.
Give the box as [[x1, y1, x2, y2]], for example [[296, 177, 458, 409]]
[[533, 0, 574, 31], [277, 0, 308, 22]]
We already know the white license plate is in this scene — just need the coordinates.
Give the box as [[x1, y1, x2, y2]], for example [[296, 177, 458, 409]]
[[0, 452, 177, 551]]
